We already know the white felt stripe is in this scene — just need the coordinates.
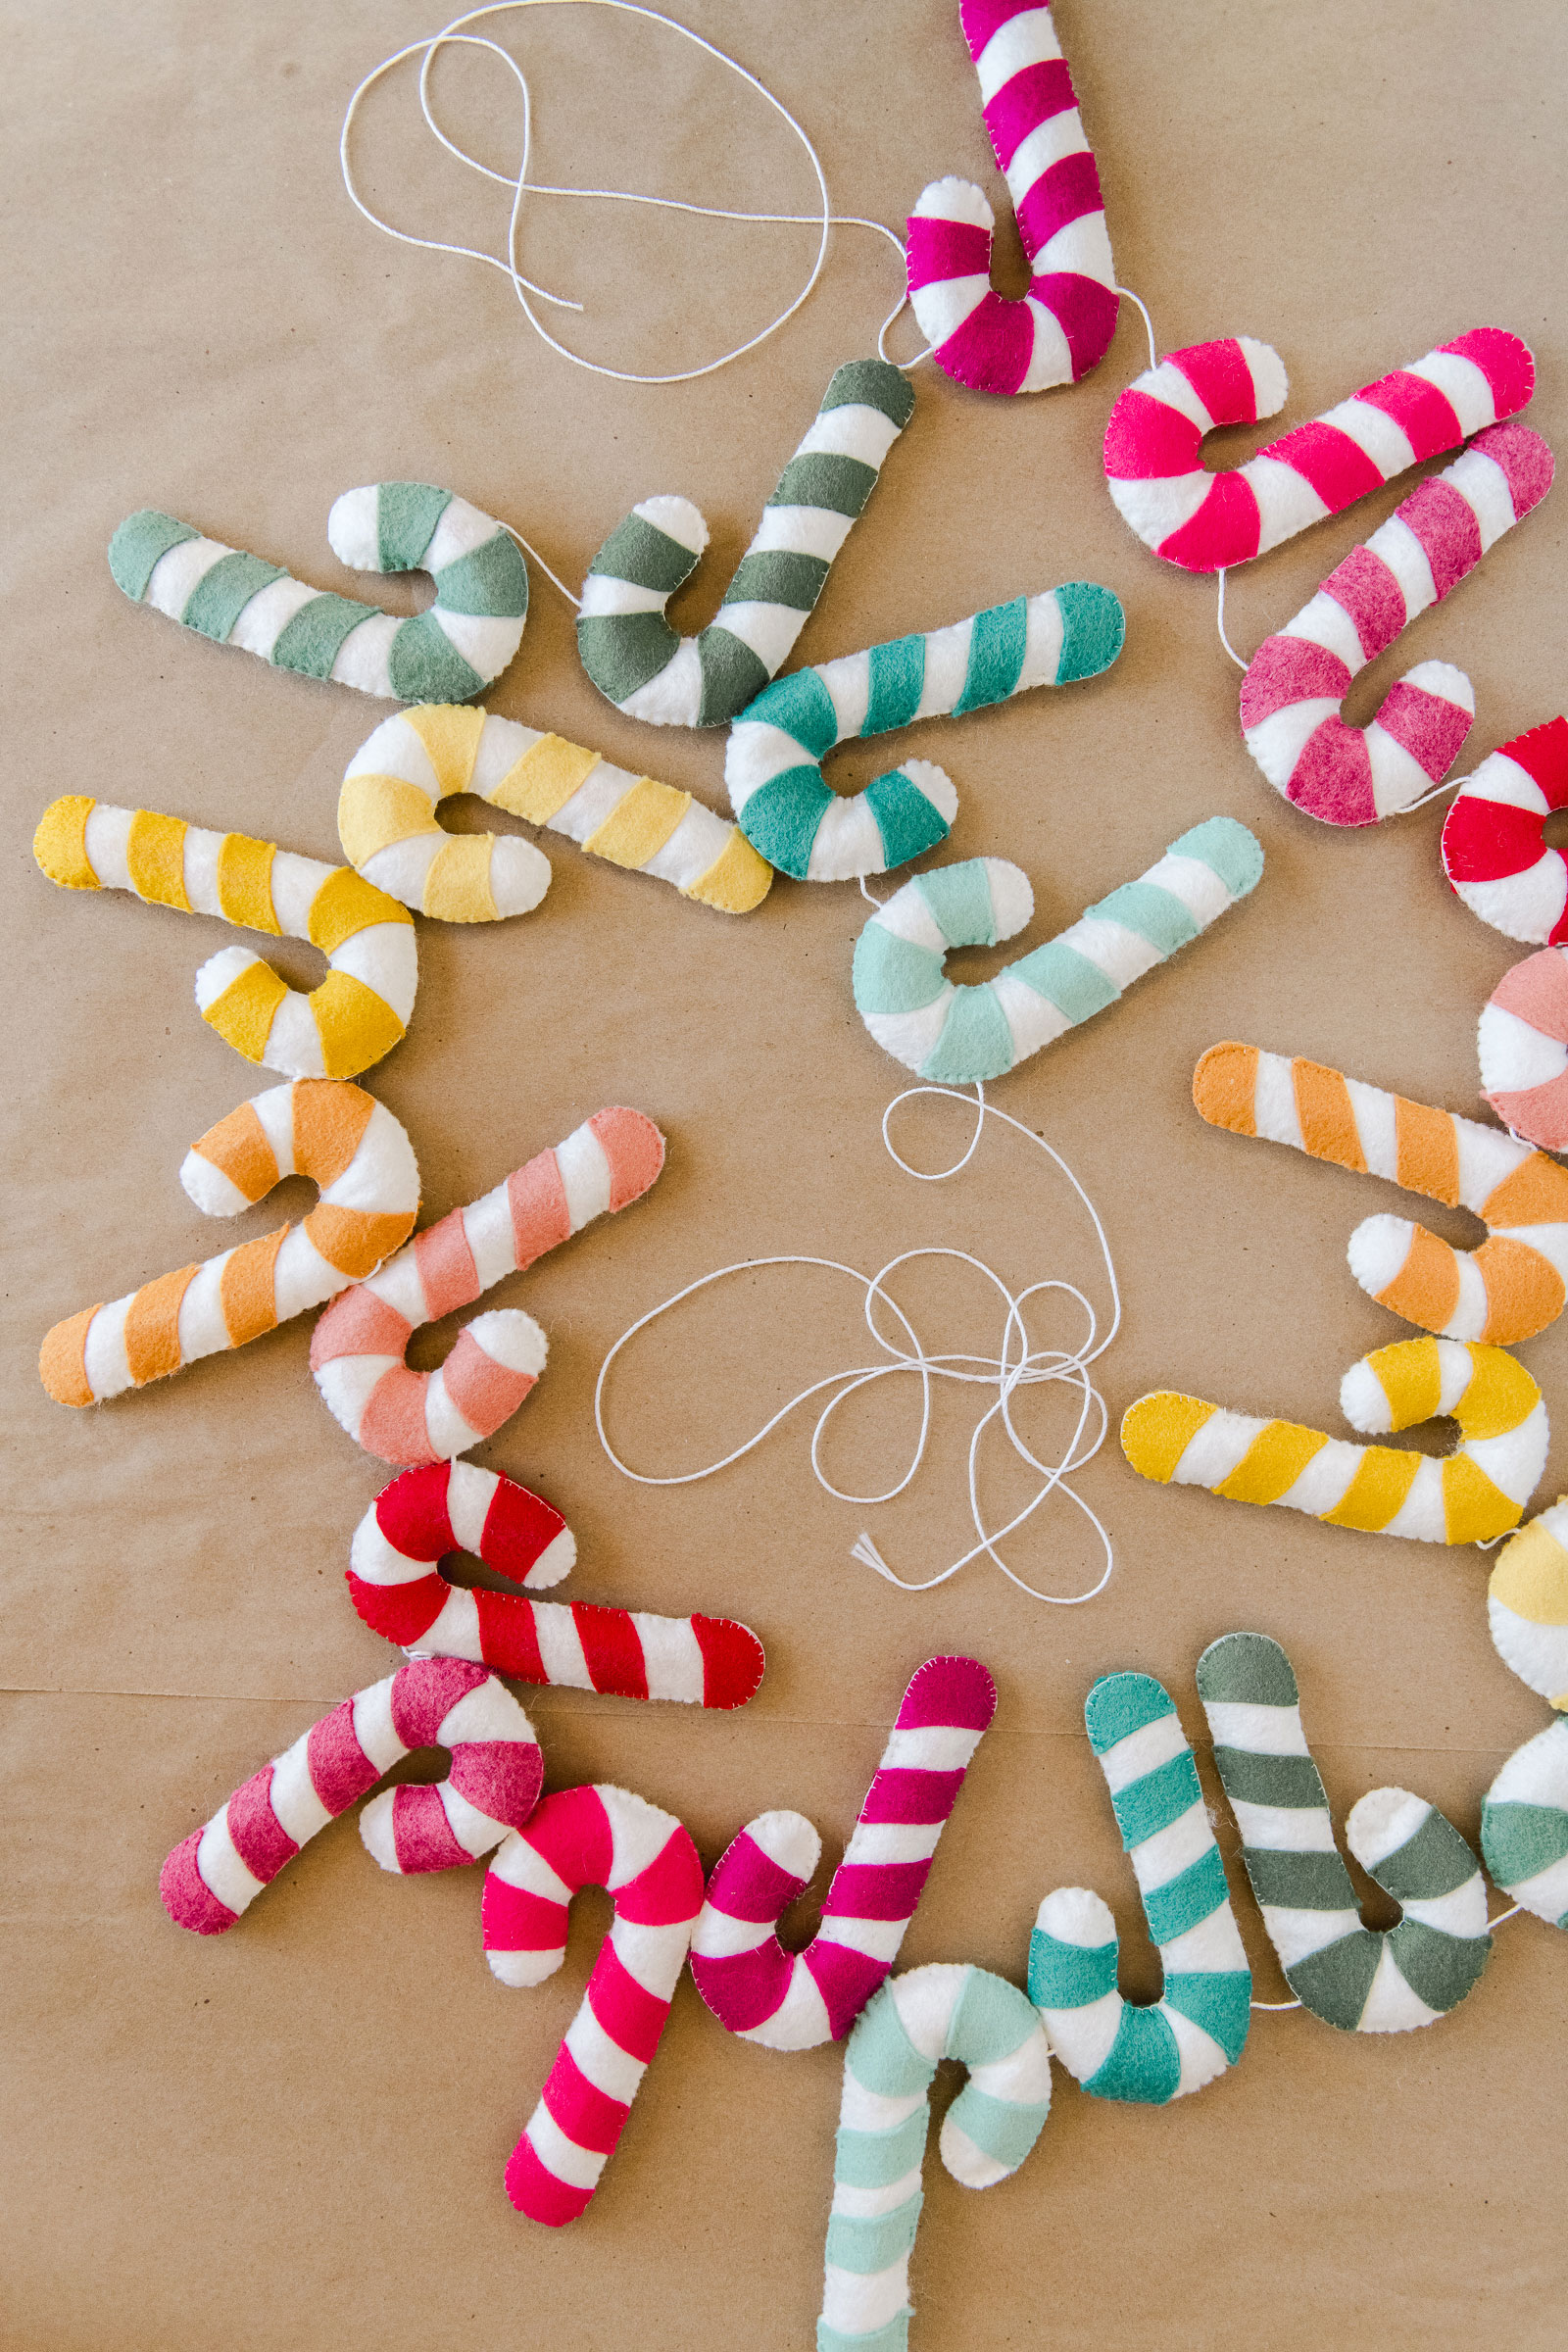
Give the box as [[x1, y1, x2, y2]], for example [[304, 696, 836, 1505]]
[[1097, 1708, 1189, 1793]]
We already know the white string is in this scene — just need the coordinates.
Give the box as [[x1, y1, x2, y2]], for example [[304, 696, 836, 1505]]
[[499, 521, 582, 610], [1250, 1896, 1529, 2009], [1114, 282, 1158, 372], [594, 1084, 1120, 1603], [341, 2, 914, 387], [1215, 568, 1249, 670]]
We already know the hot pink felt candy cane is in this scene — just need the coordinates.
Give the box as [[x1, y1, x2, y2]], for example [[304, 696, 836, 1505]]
[[349, 1461, 765, 1709], [160, 1657, 542, 1933], [310, 1106, 664, 1462], [906, 0, 1118, 395], [1102, 328, 1536, 571], [1241, 422, 1554, 825], [481, 1784, 705, 2225], [689, 1655, 997, 2049]]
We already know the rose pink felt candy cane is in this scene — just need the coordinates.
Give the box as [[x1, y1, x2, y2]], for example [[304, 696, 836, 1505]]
[[1103, 328, 1536, 571], [481, 1784, 705, 2225], [1241, 423, 1554, 825], [689, 1655, 997, 2049], [906, 0, 1118, 396], [310, 1106, 664, 1462], [160, 1657, 542, 1934], [349, 1462, 765, 1709]]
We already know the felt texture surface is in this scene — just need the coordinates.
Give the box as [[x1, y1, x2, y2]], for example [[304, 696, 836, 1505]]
[[1442, 718, 1568, 945], [8, 6, 1568, 2347]]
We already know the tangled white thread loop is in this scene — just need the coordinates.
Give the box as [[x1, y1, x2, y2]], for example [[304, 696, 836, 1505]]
[[594, 1085, 1120, 1604]]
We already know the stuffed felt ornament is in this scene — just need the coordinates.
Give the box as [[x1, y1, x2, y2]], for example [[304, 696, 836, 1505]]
[[906, 0, 1120, 396], [1472, 1498, 1568, 1930], [33, 796, 416, 1081], [40, 1079, 419, 1408], [109, 482, 529, 702]]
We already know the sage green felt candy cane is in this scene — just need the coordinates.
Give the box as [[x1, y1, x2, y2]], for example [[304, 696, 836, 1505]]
[[576, 360, 915, 729], [108, 483, 529, 703]]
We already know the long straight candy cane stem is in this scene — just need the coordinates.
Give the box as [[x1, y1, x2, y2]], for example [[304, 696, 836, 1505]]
[[690, 1656, 997, 2048], [109, 484, 529, 702]]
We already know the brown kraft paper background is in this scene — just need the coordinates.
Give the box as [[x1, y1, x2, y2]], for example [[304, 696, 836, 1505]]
[[4, 2, 1567, 2344]]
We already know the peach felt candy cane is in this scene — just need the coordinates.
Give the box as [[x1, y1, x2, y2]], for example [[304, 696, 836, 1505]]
[[481, 1784, 705, 2224], [310, 1107, 664, 1462]]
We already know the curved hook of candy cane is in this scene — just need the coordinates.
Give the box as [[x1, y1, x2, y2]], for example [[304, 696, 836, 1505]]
[[1482, 1715, 1568, 1930], [853, 821, 1261, 1082], [348, 1461, 766, 1708], [34, 796, 416, 1080], [40, 1080, 420, 1407], [689, 1655, 997, 2049], [1193, 1042, 1568, 1346], [160, 1657, 543, 1934], [1442, 719, 1568, 947], [906, 1, 1118, 398], [1102, 329, 1535, 571], [1239, 423, 1553, 825], [341, 703, 770, 920], [309, 1106, 664, 1464], [108, 482, 529, 704], [725, 582, 1124, 882], [1121, 1337, 1548, 1547], [1486, 1498, 1568, 1713], [1197, 1635, 1493, 2031], [818, 1963, 1052, 2349], [577, 359, 916, 728], [1028, 1673, 1250, 2100], [480, 1783, 706, 2225]]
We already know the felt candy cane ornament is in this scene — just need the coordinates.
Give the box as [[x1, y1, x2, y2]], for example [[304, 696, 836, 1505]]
[[853, 821, 1261, 1083], [1475, 949, 1568, 1152], [816, 1965, 1052, 2352], [480, 1785, 705, 2225], [577, 360, 915, 728], [310, 1107, 663, 1463], [1102, 328, 1535, 570], [33, 797, 416, 1080], [341, 704, 768, 920], [1196, 1635, 1492, 2032], [1476, 1500, 1568, 1928], [1239, 423, 1554, 825], [348, 1461, 765, 1709], [1486, 1497, 1568, 1712], [1122, 1338, 1546, 1546], [41, 1079, 419, 1407], [160, 1657, 543, 1934], [1028, 1673, 1250, 2102], [1193, 1043, 1568, 1344], [690, 1656, 997, 2049], [725, 583, 1124, 881], [1442, 719, 1568, 945], [109, 483, 528, 702], [906, 1, 1119, 397]]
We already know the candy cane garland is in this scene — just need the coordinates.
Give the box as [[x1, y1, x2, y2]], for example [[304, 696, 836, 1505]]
[[40, 1079, 419, 1407], [1197, 1635, 1492, 2032], [1102, 329, 1536, 571], [577, 360, 915, 728], [160, 1657, 543, 1934], [481, 1785, 705, 2225], [1482, 1717, 1568, 1931], [349, 1462, 765, 1709], [109, 484, 529, 703], [1442, 718, 1568, 944], [690, 1656, 997, 2049], [725, 583, 1124, 881], [34, 796, 416, 1081], [310, 1106, 663, 1463], [1239, 423, 1554, 825], [817, 1964, 1052, 2352], [341, 703, 769, 921], [1121, 1338, 1547, 1547], [1028, 1673, 1250, 2102], [853, 821, 1261, 1083], [1193, 1042, 1568, 1345], [906, 0, 1119, 398]]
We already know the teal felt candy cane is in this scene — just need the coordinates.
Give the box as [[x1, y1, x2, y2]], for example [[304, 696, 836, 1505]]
[[1029, 1672, 1250, 2102]]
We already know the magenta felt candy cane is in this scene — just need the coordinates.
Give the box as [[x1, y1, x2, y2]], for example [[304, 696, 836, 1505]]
[[1241, 422, 1554, 825], [310, 1106, 664, 1463], [1103, 328, 1536, 571], [349, 1462, 766, 1710], [906, 0, 1117, 395], [482, 1784, 705, 2225], [160, 1657, 542, 1934], [689, 1656, 997, 2049]]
